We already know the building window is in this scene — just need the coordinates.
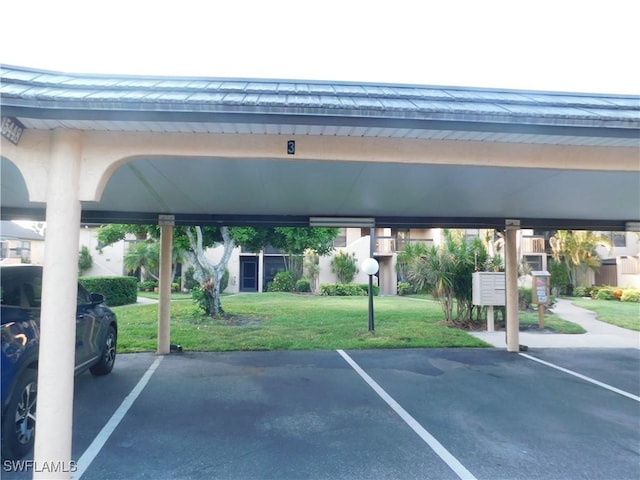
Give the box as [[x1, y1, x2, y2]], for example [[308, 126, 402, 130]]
[[611, 232, 626, 247], [523, 255, 543, 272], [0, 241, 7, 259], [333, 228, 346, 248]]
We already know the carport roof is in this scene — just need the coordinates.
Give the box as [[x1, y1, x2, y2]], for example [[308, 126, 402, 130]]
[[1, 64, 638, 146]]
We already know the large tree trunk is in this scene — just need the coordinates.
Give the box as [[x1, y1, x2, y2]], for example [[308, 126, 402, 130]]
[[183, 226, 235, 316]]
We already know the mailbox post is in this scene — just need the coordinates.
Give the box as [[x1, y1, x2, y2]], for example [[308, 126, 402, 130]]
[[531, 271, 551, 329]]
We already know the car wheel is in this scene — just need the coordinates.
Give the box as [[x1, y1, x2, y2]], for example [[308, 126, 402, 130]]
[[1, 369, 37, 460], [90, 325, 117, 376]]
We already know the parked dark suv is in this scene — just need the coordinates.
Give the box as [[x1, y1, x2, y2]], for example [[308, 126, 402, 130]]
[[1, 264, 117, 460]]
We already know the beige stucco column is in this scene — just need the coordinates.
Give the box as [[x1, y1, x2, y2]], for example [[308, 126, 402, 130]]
[[34, 130, 82, 479], [505, 220, 520, 352], [157, 216, 174, 354]]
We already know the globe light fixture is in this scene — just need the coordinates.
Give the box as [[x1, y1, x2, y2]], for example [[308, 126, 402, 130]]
[[362, 257, 379, 276]]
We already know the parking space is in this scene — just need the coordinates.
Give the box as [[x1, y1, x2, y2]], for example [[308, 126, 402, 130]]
[[3, 349, 639, 479]]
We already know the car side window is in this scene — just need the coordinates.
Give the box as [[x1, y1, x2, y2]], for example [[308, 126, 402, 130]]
[[0, 270, 42, 308], [1, 283, 22, 307], [77, 283, 91, 305]]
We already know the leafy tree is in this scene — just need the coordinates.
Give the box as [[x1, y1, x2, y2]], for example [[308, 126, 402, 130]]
[[98, 224, 338, 316], [97, 224, 153, 248], [303, 251, 320, 293], [550, 230, 612, 289], [182, 226, 233, 315]]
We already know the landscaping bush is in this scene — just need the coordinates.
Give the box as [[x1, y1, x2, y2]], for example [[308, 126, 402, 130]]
[[267, 271, 295, 292], [397, 281, 412, 296], [79, 276, 137, 306], [518, 288, 532, 310], [620, 289, 640, 303], [330, 251, 358, 284], [595, 286, 617, 301], [138, 280, 158, 292], [295, 278, 311, 293], [356, 283, 379, 296], [573, 286, 590, 297]]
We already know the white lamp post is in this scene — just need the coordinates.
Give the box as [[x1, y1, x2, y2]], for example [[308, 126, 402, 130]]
[[361, 257, 379, 332]]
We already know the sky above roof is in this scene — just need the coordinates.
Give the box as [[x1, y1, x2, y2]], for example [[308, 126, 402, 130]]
[[2, 0, 639, 95]]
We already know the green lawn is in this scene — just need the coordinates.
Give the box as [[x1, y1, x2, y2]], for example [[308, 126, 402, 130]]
[[137, 291, 192, 301], [570, 298, 640, 331], [114, 293, 491, 352], [113, 293, 586, 353], [518, 310, 586, 333]]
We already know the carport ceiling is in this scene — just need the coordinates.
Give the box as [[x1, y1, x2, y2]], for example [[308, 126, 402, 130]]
[[1, 65, 639, 230]]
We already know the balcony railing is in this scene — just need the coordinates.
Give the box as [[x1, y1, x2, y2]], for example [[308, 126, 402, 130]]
[[521, 236, 545, 254], [620, 256, 640, 275]]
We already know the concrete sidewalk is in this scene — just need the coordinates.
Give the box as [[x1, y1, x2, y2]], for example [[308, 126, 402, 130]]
[[470, 298, 640, 348]]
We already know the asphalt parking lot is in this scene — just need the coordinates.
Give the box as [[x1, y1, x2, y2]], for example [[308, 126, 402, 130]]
[[4, 348, 639, 480]]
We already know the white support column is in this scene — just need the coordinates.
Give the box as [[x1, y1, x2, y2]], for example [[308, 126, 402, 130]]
[[258, 251, 264, 293], [157, 216, 174, 355], [34, 130, 82, 479], [505, 220, 520, 353]]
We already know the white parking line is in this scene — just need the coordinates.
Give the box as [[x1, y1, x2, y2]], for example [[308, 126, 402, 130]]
[[73, 356, 164, 479], [519, 353, 640, 402], [337, 349, 477, 480]]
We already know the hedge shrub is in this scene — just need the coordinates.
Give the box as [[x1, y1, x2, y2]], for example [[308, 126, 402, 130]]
[[595, 286, 617, 301], [518, 288, 532, 310], [320, 283, 379, 296], [267, 271, 294, 292], [621, 289, 640, 303], [397, 281, 412, 296], [295, 278, 311, 293], [573, 286, 591, 298], [138, 280, 158, 292], [79, 276, 137, 306]]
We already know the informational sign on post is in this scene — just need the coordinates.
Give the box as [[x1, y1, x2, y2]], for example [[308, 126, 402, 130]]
[[534, 276, 548, 304], [531, 271, 551, 328]]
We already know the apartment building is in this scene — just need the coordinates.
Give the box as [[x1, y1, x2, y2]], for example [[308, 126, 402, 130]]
[[0, 221, 45, 265], [70, 224, 640, 293]]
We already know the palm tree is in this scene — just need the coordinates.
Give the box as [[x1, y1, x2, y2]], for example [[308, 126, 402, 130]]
[[124, 241, 159, 281], [550, 230, 612, 289], [407, 244, 456, 323], [406, 230, 502, 327], [396, 241, 429, 283]]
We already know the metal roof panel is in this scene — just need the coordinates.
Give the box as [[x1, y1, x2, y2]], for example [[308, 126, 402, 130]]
[[1, 65, 638, 135]]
